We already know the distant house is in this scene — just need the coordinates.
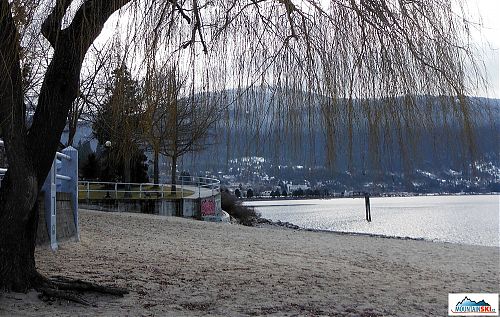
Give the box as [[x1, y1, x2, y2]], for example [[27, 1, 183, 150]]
[[343, 191, 366, 198], [286, 184, 309, 193], [261, 190, 272, 197]]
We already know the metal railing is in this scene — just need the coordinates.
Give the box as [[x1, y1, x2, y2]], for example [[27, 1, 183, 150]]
[[78, 175, 220, 201]]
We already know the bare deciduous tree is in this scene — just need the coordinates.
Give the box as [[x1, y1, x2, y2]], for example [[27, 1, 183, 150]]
[[142, 66, 219, 188]]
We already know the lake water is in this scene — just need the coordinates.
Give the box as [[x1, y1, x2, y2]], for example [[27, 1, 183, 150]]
[[245, 195, 499, 247]]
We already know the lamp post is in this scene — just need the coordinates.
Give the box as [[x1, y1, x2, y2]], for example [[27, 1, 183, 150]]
[[104, 141, 112, 198], [104, 140, 112, 179]]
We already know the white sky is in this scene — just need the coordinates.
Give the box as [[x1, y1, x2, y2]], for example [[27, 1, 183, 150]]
[[468, 0, 499, 46], [466, 0, 499, 97], [93, 0, 500, 98]]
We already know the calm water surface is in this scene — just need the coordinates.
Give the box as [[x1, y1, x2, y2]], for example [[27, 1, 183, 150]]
[[245, 195, 499, 247]]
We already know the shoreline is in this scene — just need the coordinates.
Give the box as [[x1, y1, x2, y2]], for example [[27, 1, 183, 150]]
[[1, 209, 498, 316], [256, 218, 495, 247], [243, 192, 499, 202], [256, 218, 499, 248]]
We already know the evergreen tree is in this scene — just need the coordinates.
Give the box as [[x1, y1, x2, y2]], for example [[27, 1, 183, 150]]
[[76, 140, 93, 171], [80, 153, 101, 180], [93, 65, 145, 184]]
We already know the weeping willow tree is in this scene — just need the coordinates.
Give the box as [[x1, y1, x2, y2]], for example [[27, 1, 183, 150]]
[[205, 1, 488, 178], [0, 0, 488, 299]]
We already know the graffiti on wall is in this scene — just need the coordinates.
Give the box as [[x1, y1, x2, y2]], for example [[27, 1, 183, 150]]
[[201, 198, 216, 216]]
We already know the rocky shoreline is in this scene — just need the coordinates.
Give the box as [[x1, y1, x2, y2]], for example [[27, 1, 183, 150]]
[[256, 217, 431, 243], [256, 217, 301, 230]]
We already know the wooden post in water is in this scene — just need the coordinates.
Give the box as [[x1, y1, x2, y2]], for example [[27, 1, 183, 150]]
[[364, 193, 371, 222]]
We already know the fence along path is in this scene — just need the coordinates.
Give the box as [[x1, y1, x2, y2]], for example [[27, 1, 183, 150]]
[[78, 176, 223, 220], [78, 175, 220, 200], [0, 140, 79, 250]]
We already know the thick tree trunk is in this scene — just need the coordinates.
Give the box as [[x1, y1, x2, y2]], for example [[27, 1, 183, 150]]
[[0, 206, 38, 291], [0, 0, 40, 292], [0, 172, 40, 292]]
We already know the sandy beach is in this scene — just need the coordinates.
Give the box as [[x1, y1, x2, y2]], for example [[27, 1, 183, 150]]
[[1, 209, 498, 316]]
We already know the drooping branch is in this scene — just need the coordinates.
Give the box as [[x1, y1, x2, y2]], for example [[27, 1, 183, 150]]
[[167, 0, 191, 24], [192, 0, 208, 54], [277, 0, 298, 38]]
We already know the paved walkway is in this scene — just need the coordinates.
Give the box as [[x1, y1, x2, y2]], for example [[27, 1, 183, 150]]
[[182, 185, 218, 199]]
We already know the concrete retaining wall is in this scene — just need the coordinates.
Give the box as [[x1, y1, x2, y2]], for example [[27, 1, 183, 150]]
[[36, 192, 76, 246], [182, 199, 200, 218], [56, 193, 77, 241], [80, 193, 223, 221], [81, 199, 183, 216]]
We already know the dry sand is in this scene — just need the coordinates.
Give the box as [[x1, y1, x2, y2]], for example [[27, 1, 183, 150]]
[[0, 209, 498, 316]]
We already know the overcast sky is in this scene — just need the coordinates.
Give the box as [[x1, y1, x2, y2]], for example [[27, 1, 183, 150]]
[[94, 0, 499, 98], [467, 0, 499, 97]]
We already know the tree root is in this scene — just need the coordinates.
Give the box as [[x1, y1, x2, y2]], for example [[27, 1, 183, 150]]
[[33, 272, 128, 306], [37, 287, 92, 306], [49, 276, 129, 296]]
